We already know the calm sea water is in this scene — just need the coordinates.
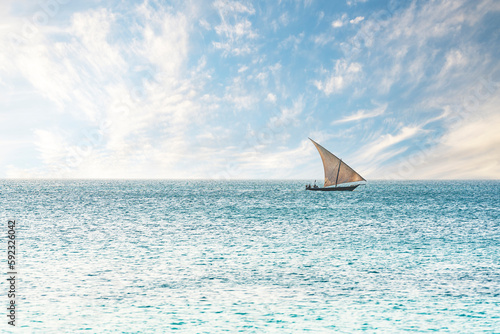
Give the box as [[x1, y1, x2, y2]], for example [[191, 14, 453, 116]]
[[1, 180, 499, 332]]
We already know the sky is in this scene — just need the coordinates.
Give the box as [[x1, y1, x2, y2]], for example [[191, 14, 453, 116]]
[[0, 0, 499, 180]]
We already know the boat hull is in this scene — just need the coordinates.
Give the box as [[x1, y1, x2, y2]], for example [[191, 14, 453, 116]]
[[306, 185, 359, 191]]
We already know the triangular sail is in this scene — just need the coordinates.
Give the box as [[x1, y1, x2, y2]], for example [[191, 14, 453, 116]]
[[309, 138, 365, 187]]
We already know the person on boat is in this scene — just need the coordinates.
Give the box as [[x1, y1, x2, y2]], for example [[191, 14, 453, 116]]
[[314, 180, 318, 188]]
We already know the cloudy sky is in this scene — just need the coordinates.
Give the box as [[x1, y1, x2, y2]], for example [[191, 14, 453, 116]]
[[1, 0, 499, 179]]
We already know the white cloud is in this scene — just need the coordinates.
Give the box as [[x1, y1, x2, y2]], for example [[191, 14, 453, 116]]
[[357, 125, 422, 164], [441, 49, 468, 74], [350, 16, 364, 24], [332, 14, 347, 28], [213, 0, 257, 55], [332, 20, 344, 28], [139, 10, 188, 77], [268, 97, 304, 129], [199, 18, 211, 30], [382, 95, 500, 180], [314, 59, 362, 95], [33, 130, 69, 166], [347, 0, 368, 6], [311, 33, 335, 46], [344, 1, 473, 93], [235, 138, 312, 179], [215, 18, 256, 39], [256, 71, 268, 82], [1, 8, 126, 122], [213, 0, 255, 14], [70, 9, 124, 72], [2, 2, 219, 179], [223, 75, 259, 109], [279, 13, 290, 26], [279, 32, 304, 50], [332, 104, 387, 124], [266, 93, 277, 103], [357, 78, 500, 180], [343, 0, 500, 99], [417, 113, 500, 179]]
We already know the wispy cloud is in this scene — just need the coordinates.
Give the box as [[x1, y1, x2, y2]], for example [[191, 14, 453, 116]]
[[2, 2, 216, 178], [357, 125, 422, 164], [279, 32, 304, 50], [332, 13, 347, 28], [332, 104, 387, 124], [381, 95, 500, 180], [314, 59, 362, 95], [311, 33, 335, 46], [346, 0, 368, 6], [329, 0, 500, 180], [266, 93, 277, 103], [235, 138, 312, 178], [417, 110, 500, 179], [212, 0, 257, 55], [268, 97, 304, 129], [438, 49, 469, 78], [349, 16, 364, 24], [213, 0, 255, 15]]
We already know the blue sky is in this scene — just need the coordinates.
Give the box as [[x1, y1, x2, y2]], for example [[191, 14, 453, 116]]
[[1, 0, 499, 179]]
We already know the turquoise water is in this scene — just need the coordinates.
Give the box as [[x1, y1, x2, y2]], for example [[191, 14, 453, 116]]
[[1, 180, 499, 332]]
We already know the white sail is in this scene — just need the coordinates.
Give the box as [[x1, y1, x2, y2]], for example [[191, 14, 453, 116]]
[[310, 138, 365, 187]]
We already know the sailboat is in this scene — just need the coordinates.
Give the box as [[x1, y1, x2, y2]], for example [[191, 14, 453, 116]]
[[306, 138, 366, 191]]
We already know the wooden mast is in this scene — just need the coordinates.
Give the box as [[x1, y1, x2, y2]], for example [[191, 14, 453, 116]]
[[335, 159, 342, 187]]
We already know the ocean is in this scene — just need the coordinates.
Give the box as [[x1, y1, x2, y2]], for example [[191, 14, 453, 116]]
[[1, 180, 499, 332]]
